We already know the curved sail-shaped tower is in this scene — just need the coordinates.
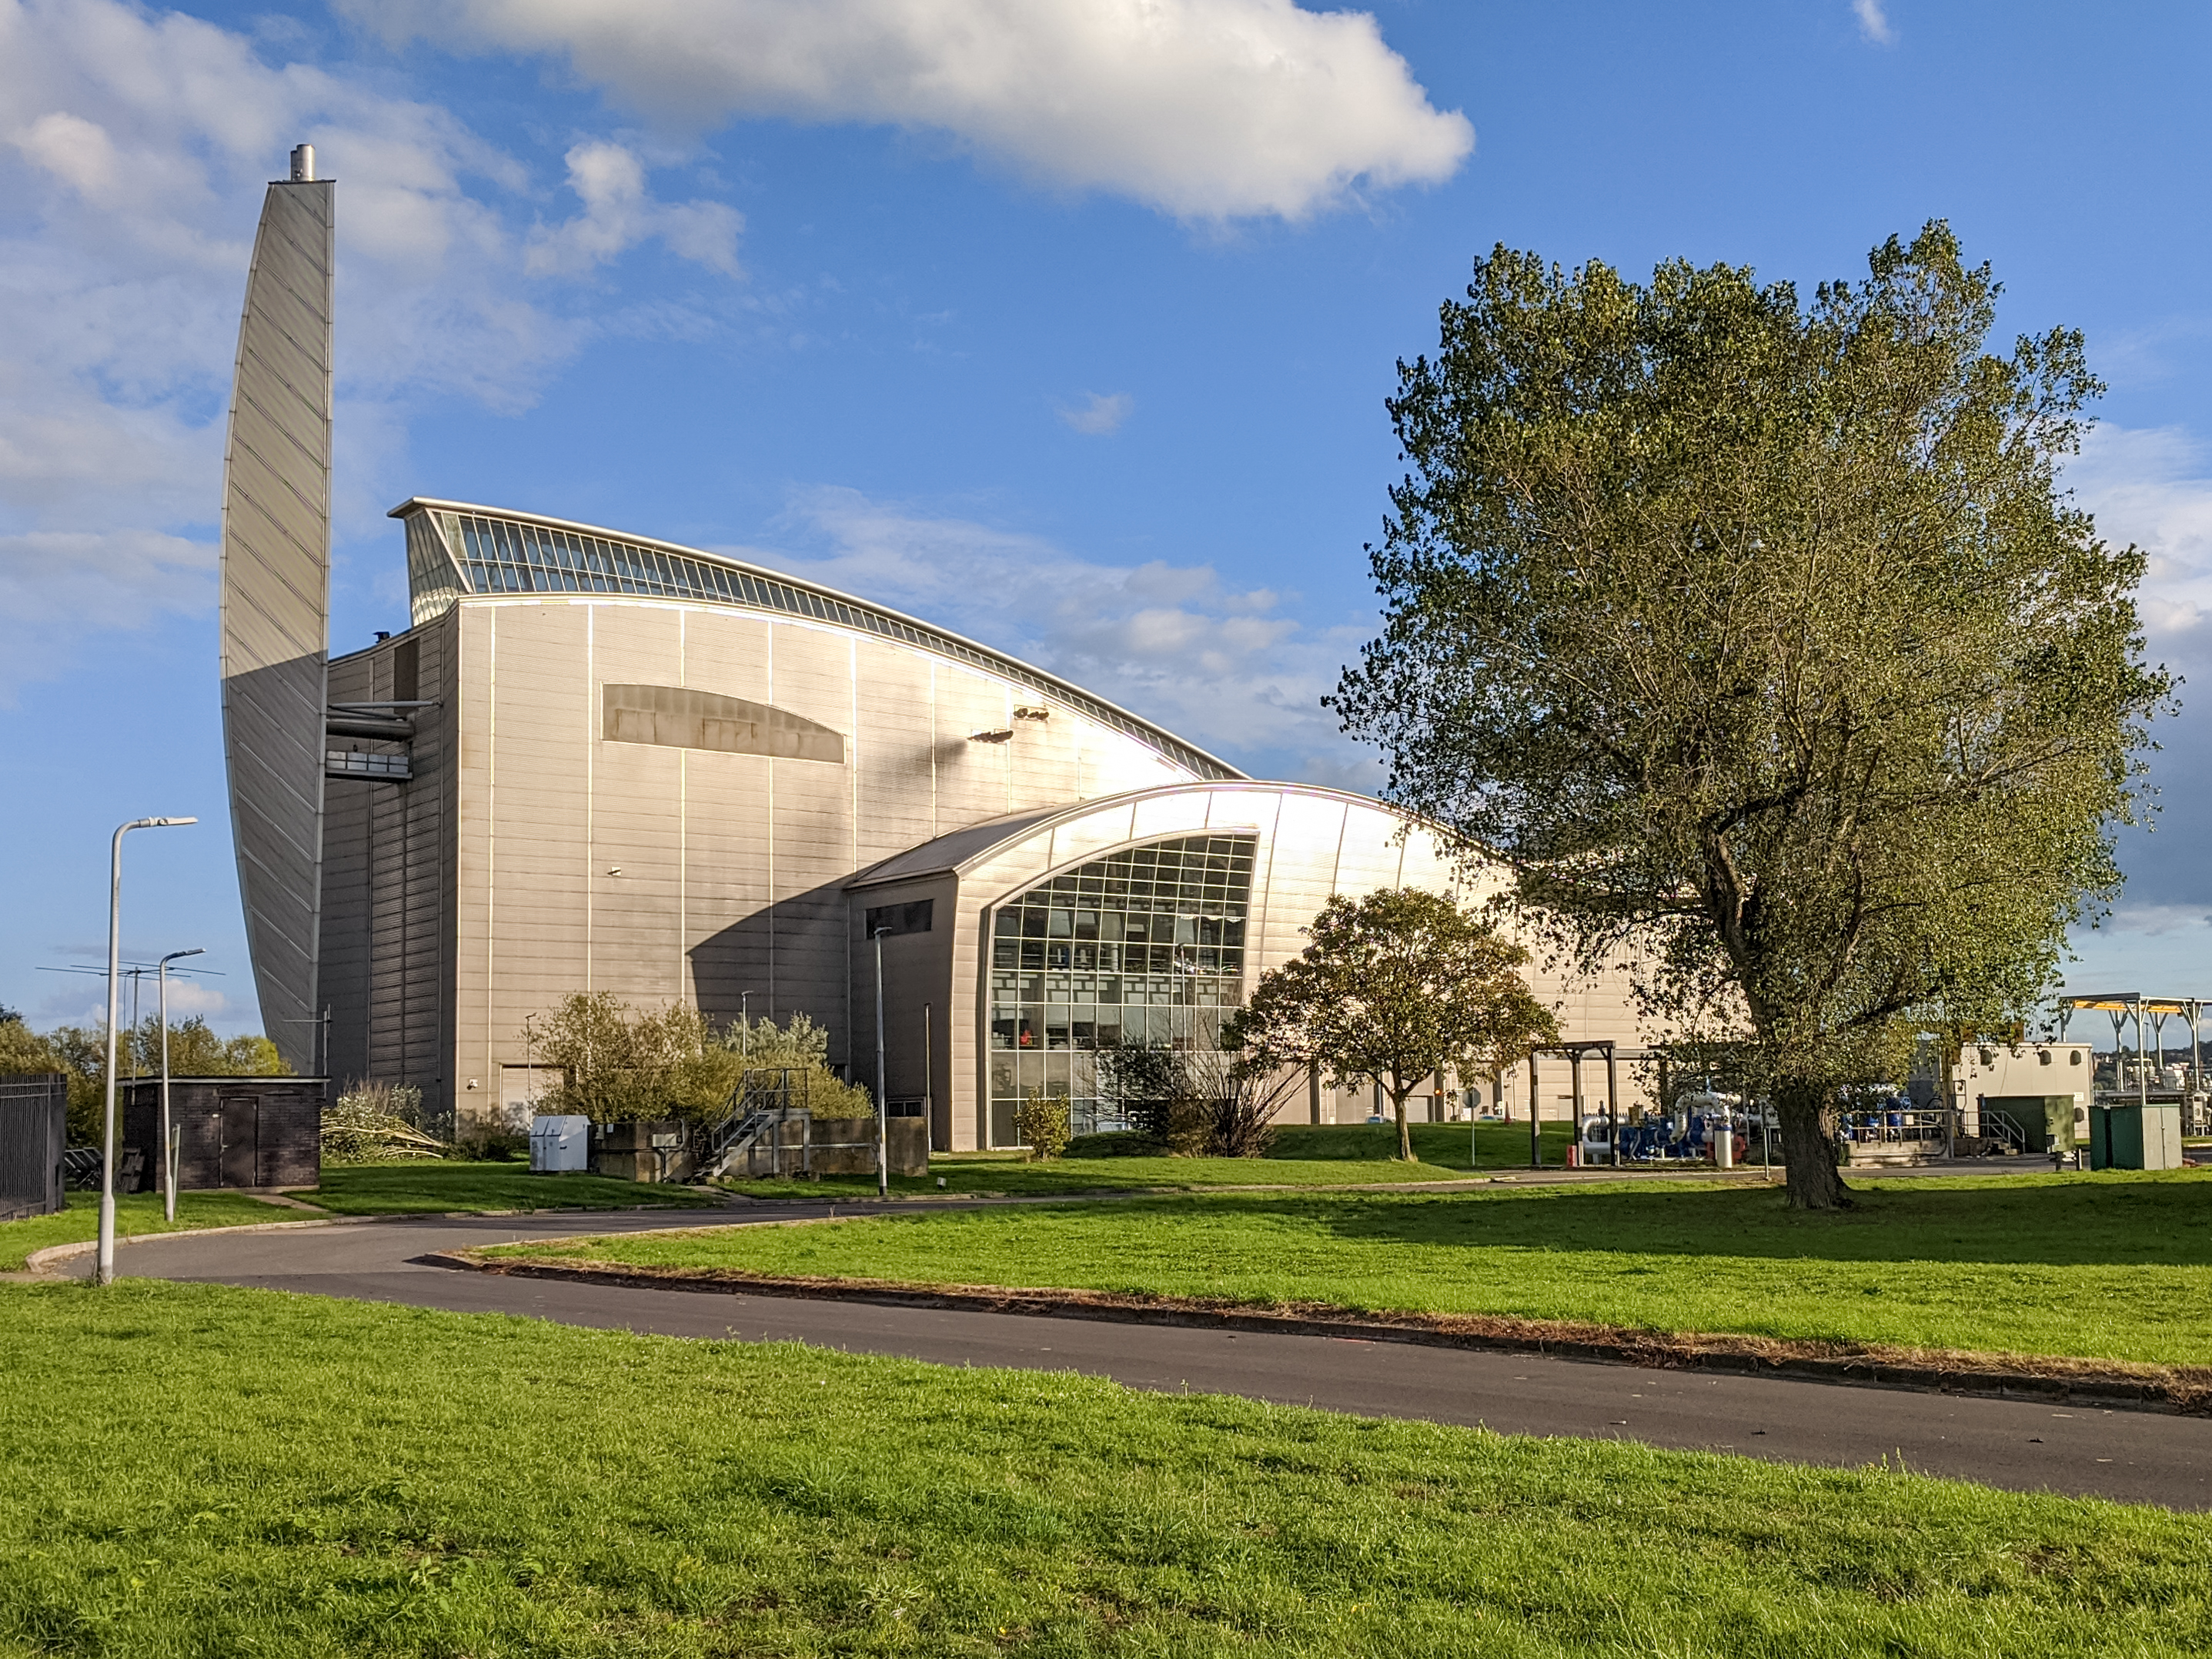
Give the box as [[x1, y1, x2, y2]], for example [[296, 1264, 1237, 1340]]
[[219, 145, 333, 1073]]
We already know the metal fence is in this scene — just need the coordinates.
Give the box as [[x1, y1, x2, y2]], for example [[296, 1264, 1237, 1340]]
[[0, 1073, 67, 1221]]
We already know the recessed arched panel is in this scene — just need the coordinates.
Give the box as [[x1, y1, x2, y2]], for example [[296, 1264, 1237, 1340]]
[[602, 684, 845, 764]]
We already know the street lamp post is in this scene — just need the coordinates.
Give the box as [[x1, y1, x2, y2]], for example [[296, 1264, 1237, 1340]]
[[156, 948, 205, 1223], [873, 928, 890, 1199], [99, 816, 196, 1286]]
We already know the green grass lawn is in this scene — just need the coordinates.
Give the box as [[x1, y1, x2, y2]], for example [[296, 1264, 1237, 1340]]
[[303, 1162, 720, 1216], [728, 1120, 1581, 1199], [2, 1279, 2205, 1656], [499, 1169, 2212, 1367], [0, 1190, 294, 1273]]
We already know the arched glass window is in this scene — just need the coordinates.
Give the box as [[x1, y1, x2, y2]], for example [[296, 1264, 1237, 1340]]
[[985, 834, 1256, 1143]]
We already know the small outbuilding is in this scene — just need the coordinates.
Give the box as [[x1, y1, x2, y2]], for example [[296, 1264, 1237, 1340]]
[[119, 1077, 327, 1191]]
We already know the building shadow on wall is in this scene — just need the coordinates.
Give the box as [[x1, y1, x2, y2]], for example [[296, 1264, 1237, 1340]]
[[690, 875, 857, 1068]]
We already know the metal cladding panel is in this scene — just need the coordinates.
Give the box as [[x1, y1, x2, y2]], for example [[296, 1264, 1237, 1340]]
[[321, 611, 456, 1114], [222, 176, 333, 1073], [437, 595, 1260, 1119]]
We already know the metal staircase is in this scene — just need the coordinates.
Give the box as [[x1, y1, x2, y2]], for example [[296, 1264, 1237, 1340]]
[[693, 1067, 812, 1182]]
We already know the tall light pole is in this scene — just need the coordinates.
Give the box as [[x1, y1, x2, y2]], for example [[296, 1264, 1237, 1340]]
[[873, 928, 890, 1199], [99, 816, 196, 1286], [156, 947, 205, 1223]]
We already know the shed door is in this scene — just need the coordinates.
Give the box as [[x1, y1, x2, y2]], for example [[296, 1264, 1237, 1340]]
[[217, 1093, 259, 1187]]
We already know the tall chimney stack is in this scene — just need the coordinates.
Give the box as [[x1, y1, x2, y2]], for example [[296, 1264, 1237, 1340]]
[[289, 143, 316, 182]]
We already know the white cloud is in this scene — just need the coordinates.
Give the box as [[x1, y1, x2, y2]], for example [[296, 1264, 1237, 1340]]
[[1057, 390, 1131, 436], [728, 485, 1374, 780], [339, 0, 1475, 221], [0, 0, 742, 698], [1852, 0, 1895, 45], [2067, 424, 2212, 649], [526, 140, 743, 276]]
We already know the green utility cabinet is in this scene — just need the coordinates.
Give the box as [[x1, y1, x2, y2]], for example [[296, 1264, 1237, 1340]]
[[2088, 1102, 2184, 1171], [1984, 1095, 2077, 1153]]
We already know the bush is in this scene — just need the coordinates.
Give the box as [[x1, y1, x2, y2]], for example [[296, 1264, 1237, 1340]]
[[1205, 1071, 1287, 1159], [725, 1012, 877, 1121], [323, 1083, 446, 1164], [533, 994, 738, 1124], [1014, 1091, 1073, 1160], [1090, 1042, 1291, 1158], [530, 998, 881, 1127], [451, 1124, 529, 1162], [1063, 1131, 1170, 1159]]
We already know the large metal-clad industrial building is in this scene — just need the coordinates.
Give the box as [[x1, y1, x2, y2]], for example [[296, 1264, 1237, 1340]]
[[221, 151, 1645, 1148]]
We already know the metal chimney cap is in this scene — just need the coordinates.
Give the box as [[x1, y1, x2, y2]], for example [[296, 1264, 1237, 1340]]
[[289, 143, 315, 182]]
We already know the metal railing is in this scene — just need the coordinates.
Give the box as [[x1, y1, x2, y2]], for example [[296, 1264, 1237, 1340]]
[[695, 1068, 812, 1181]]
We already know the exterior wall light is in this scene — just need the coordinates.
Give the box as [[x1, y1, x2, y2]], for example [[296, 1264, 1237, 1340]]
[[1012, 706, 1051, 721]]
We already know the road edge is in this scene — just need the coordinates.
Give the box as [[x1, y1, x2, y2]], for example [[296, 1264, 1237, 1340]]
[[428, 1249, 2212, 1418]]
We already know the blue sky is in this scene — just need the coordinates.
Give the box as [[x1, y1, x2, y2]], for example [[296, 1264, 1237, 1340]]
[[5, 0, 2210, 1038]]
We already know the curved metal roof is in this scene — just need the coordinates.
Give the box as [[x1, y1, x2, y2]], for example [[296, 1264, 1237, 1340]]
[[389, 497, 1245, 783], [845, 781, 1426, 890]]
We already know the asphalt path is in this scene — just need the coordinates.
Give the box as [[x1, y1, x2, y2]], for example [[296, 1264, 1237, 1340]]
[[93, 1204, 2212, 1512]]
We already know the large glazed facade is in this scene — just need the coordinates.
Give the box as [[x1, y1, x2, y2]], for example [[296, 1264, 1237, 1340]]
[[221, 150, 1648, 1141]]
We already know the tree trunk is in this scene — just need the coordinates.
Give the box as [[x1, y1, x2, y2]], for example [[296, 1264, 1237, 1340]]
[[1774, 1075, 1850, 1209], [1392, 1085, 1415, 1162]]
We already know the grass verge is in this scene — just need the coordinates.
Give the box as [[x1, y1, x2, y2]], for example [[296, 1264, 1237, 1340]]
[[0, 1190, 294, 1273], [4, 1279, 2207, 1656], [726, 1120, 1580, 1199], [490, 1169, 2212, 1367], [304, 1162, 720, 1215]]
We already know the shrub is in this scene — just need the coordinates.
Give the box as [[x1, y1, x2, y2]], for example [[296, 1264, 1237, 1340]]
[[724, 1012, 878, 1121], [533, 994, 739, 1124], [1062, 1131, 1169, 1159], [451, 1121, 530, 1162], [1014, 1090, 1072, 1160], [1205, 1069, 1288, 1159], [323, 1082, 446, 1164], [1091, 1041, 1291, 1158]]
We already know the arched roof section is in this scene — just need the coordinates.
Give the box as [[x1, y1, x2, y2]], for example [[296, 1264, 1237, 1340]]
[[849, 781, 1478, 906], [388, 497, 1244, 783]]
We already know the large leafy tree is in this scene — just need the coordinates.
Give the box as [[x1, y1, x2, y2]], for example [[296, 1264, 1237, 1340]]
[[1332, 224, 2169, 1208], [2, 1012, 288, 1143], [1225, 888, 1556, 1162]]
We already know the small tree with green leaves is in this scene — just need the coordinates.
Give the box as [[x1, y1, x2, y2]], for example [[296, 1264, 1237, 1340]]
[[534, 994, 739, 1124], [1014, 1089, 1073, 1159], [1225, 888, 1558, 1161], [719, 1012, 877, 1119]]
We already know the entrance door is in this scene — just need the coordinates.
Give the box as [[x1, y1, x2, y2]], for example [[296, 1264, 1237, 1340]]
[[217, 1093, 258, 1187]]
